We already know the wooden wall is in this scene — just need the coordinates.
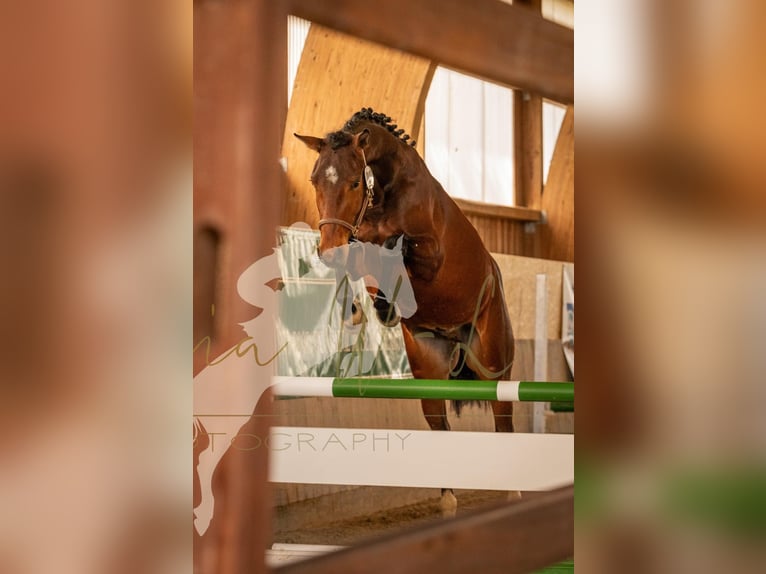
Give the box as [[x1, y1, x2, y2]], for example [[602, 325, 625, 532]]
[[539, 106, 574, 262], [281, 17, 574, 263], [281, 25, 435, 228], [453, 198, 542, 256]]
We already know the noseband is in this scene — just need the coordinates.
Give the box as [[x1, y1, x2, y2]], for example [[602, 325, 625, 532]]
[[318, 150, 375, 239]]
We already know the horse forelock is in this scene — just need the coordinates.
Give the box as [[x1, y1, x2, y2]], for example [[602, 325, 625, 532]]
[[326, 130, 353, 150]]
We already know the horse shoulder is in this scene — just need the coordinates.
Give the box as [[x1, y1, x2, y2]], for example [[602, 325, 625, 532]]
[[401, 234, 444, 283]]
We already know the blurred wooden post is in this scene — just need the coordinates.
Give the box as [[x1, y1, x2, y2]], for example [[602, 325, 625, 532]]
[[276, 486, 574, 574], [193, 0, 286, 572]]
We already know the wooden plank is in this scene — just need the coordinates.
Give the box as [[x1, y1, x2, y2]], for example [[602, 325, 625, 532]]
[[287, 0, 573, 103], [439, 211, 533, 255], [453, 197, 542, 222], [275, 485, 574, 574]]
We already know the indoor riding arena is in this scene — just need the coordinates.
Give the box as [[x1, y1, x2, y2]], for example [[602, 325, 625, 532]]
[[194, 1, 574, 572]]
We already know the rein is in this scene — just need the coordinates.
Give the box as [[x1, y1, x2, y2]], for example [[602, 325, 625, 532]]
[[318, 150, 375, 238]]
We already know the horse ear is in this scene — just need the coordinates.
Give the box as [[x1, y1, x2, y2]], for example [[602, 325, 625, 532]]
[[294, 133, 324, 152], [355, 128, 370, 150]]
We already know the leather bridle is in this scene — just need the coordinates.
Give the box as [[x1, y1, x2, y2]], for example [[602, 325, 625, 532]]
[[318, 150, 375, 239]]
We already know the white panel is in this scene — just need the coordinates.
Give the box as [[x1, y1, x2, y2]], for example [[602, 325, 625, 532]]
[[534, 274, 549, 433], [271, 377, 334, 397], [424, 67, 450, 188], [543, 0, 574, 29], [483, 82, 514, 205], [576, 0, 648, 124], [426, 67, 516, 206], [447, 71, 484, 201], [287, 16, 311, 104], [269, 427, 574, 491], [543, 101, 567, 184]]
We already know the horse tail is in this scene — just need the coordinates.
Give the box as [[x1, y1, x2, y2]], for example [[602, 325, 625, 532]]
[[449, 348, 488, 416]]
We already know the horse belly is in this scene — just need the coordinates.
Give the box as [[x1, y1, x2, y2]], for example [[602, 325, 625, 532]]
[[406, 281, 487, 331]]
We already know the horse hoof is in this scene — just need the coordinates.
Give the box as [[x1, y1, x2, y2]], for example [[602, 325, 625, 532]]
[[343, 297, 366, 327], [440, 489, 458, 518], [377, 308, 401, 327], [373, 296, 401, 327]]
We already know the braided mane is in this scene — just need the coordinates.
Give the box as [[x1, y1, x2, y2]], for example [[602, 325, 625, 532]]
[[342, 107, 417, 147]]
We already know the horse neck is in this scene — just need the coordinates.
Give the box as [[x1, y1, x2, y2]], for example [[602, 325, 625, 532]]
[[376, 141, 443, 225]]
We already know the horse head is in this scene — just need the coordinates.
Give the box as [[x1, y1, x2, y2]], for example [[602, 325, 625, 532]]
[[295, 108, 417, 263], [294, 127, 375, 261]]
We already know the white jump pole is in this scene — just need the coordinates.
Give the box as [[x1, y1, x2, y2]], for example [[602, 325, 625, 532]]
[[266, 426, 573, 491]]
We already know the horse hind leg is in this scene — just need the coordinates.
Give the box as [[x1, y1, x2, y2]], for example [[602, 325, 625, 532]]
[[491, 399, 514, 433]]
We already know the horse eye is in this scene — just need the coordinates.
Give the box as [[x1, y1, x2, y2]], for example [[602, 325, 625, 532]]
[[352, 180, 360, 189]]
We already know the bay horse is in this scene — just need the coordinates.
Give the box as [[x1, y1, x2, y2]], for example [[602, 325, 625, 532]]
[[295, 108, 516, 513]]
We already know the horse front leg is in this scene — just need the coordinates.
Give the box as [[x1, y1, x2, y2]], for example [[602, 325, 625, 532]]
[[401, 323, 458, 517], [401, 323, 453, 430]]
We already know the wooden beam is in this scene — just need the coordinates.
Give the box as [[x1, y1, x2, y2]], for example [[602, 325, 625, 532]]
[[513, 0, 544, 210], [275, 486, 573, 574], [287, 0, 573, 103], [514, 91, 544, 211], [452, 198, 542, 223]]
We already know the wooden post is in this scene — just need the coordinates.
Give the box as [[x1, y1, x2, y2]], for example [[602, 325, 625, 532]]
[[513, 90, 543, 210], [513, 0, 544, 257], [193, 0, 285, 572]]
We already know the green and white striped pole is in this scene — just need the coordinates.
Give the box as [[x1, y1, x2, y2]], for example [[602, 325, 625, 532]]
[[271, 376, 573, 403]]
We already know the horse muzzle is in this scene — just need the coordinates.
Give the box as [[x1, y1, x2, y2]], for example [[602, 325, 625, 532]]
[[318, 222, 354, 264]]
